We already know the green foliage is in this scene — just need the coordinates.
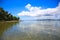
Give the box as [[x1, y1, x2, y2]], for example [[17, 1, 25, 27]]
[[0, 8, 19, 21]]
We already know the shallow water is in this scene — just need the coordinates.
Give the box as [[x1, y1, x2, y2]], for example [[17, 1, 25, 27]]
[[0, 21, 60, 40]]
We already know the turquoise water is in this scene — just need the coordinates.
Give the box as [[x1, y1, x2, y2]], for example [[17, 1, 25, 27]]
[[0, 21, 60, 40]]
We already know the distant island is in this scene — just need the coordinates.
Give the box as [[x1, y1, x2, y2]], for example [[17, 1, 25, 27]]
[[36, 19, 60, 21], [0, 8, 19, 22], [22, 19, 60, 21]]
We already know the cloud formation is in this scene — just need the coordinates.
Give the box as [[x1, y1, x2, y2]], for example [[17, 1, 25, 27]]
[[17, 2, 60, 17]]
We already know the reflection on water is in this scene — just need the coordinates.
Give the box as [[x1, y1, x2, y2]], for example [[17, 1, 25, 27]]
[[0, 22, 18, 40], [0, 21, 60, 40]]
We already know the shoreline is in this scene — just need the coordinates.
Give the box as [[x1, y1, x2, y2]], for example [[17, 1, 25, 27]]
[[0, 20, 19, 23]]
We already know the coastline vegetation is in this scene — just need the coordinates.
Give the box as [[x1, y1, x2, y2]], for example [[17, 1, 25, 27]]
[[0, 8, 19, 21]]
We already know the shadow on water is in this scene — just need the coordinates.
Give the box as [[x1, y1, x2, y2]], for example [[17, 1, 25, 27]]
[[0, 22, 19, 40]]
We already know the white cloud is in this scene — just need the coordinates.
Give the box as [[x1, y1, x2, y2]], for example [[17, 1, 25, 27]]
[[17, 2, 60, 20]]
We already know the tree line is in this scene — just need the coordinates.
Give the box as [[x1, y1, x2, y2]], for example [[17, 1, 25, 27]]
[[0, 8, 19, 21]]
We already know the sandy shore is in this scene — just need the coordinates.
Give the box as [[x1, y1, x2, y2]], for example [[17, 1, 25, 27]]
[[0, 20, 19, 23]]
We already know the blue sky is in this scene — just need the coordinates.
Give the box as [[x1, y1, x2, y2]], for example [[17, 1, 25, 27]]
[[0, 0, 60, 20]]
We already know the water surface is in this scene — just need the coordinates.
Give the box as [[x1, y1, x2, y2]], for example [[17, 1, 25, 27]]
[[0, 21, 60, 40]]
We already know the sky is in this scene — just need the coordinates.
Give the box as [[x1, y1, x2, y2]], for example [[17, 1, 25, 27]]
[[0, 0, 60, 20]]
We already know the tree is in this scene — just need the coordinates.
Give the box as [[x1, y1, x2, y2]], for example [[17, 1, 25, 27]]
[[0, 8, 19, 21]]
